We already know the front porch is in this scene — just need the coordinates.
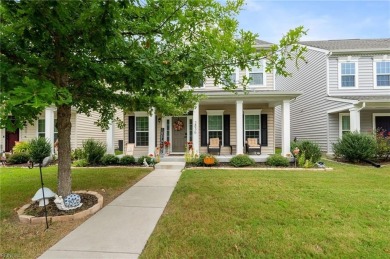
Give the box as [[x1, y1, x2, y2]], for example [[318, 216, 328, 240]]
[[124, 91, 300, 158]]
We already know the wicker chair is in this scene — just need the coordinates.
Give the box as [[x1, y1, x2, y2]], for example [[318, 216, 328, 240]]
[[245, 138, 261, 155], [207, 138, 221, 155]]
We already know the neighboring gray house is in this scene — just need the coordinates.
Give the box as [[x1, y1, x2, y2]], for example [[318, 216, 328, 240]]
[[275, 38, 390, 154]]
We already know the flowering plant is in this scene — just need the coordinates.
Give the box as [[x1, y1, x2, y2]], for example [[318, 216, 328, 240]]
[[164, 141, 170, 147]]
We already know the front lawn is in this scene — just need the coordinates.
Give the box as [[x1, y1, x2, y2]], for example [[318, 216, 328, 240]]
[[142, 161, 390, 258], [0, 166, 151, 258]]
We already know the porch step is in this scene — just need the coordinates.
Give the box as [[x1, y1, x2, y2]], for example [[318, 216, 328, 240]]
[[159, 156, 185, 162]]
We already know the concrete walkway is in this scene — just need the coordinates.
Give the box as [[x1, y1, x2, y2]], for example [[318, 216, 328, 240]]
[[39, 158, 185, 259]]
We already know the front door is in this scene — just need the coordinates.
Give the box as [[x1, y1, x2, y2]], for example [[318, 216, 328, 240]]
[[376, 116, 390, 136], [172, 117, 187, 152], [5, 129, 19, 152]]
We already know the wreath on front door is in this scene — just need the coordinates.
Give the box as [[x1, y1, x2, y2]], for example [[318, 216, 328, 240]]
[[173, 119, 184, 131]]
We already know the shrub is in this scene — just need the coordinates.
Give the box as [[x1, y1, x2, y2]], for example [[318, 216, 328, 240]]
[[291, 140, 322, 164], [193, 153, 218, 166], [374, 129, 390, 161], [72, 159, 88, 167], [333, 132, 377, 162], [137, 155, 154, 165], [71, 148, 85, 160], [28, 137, 51, 164], [101, 154, 120, 165], [82, 139, 106, 165], [7, 152, 30, 164], [265, 154, 290, 167], [120, 155, 136, 165], [229, 154, 255, 167], [12, 141, 30, 154]]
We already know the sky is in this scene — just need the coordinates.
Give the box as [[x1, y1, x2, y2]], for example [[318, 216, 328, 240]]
[[236, 0, 390, 43]]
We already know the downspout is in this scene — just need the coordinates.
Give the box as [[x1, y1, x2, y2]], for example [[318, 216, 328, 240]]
[[326, 51, 332, 153]]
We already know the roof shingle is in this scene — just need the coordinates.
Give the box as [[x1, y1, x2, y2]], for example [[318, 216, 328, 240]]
[[300, 38, 390, 51]]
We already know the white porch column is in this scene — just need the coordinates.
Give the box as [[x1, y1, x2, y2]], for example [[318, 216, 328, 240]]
[[281, 100, 291, 157], [45, 107, 55, 154], [192, 103, 200, 155], [349, 107, 361, 132], [236, 100, 244, 154], [148, 108, 156, 155], [106, 121, 115, 154]]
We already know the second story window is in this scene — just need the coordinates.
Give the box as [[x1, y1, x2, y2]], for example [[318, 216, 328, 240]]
[[220, 67, 239, 87], [247, 65, 265, 87], [340, 62, 357, 88], [375, 61, 390, 87]]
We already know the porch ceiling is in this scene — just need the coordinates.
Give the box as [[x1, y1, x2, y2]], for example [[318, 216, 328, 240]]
[[196, 90, 302, 106]]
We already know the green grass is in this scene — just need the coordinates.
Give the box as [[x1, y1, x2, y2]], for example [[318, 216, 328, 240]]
[[0, 166, 151, 258], [141, 160, 390, 258], [0, 166, 150, 220]]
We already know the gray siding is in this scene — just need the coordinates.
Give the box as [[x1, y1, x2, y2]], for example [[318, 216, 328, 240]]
[[328, 56, 390, 96], [276, 48, 348, 152]]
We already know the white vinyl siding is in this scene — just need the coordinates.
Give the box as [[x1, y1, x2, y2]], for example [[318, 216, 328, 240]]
[[374, 61, 390, 88]]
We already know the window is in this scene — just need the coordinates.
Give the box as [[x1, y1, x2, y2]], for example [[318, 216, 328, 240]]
[[244, 110, 261, 141], [221, 67, 238, 87], [208, 115, 223, 141], [375, 61, 390, 87], [135, 117, 148, 146], [166, 119, 170, 142], [339, 114, 350, 136], [37, 119, 58, 140], [188, 118, 193, 142], [247, 62, 265, 87], [38, 119, 45, 138], [340, 62, 356, 87]]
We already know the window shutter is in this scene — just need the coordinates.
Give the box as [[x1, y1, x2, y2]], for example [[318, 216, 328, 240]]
[[261, 114, 268, 146], [224, 115, 230, 146], [128, 116, 135, 143], [201, 115, 207, 146]]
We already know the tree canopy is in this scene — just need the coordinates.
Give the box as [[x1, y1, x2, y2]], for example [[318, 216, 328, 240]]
[[0, 0, 306, 196]]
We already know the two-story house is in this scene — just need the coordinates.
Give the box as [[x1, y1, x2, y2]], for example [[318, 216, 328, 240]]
[[275, 38, 390, 154], [123, 40, 302, 158]]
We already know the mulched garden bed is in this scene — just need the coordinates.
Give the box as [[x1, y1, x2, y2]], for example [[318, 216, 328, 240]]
[[186, 162, 299, 169], [24, 193, 97, 217]]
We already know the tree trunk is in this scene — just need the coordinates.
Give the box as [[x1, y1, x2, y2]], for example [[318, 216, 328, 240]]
[[57, 104, 72, 197]]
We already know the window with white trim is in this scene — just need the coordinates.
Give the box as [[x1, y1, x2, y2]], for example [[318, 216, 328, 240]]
[[375, 61, 390, 87], [247, 62, 265, 87], [135, 117, 148, 146], [208, 115, 223, 140], [340, 62, 356, 87], [244, 110, 261, 141], [221, 67, 239, 87], [339, 114, 350, 136], [37, 119, 58, 140], [206, 110, 224, 142]]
